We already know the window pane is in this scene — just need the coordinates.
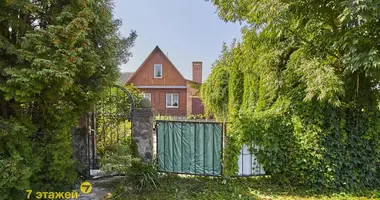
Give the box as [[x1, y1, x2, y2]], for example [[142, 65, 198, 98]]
[[173, 94, 178, 107], [154, 65, 162, 77], [165, 93, 179, 107], [166, 94, 171, 106], [144, 93, 151, 101]]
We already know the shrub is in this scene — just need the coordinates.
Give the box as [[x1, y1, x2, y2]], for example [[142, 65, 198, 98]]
[[100, 143, 139, 175], [30, 127, 79, 192], [100, 142, 160, 194], [0, 119, 38, 200], [156, 115, 174, 120], [0, 120, 80, 199], [186, 114, 206, 120], [126, 161, 160, 193]]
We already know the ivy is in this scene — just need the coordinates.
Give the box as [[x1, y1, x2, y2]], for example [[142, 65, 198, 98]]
[[203, 0, 380, 191]]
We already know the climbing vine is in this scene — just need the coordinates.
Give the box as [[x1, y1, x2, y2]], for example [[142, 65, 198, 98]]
[[203, 0, 380, 191]]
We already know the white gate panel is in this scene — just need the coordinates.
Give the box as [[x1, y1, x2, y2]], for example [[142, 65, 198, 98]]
[[237, 145, 265, 176]]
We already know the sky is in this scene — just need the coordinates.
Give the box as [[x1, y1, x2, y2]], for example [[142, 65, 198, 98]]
[[113, 0, 242, 82]]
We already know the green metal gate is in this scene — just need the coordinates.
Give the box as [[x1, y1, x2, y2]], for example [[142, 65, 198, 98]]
[[156, 120, 223, 176]]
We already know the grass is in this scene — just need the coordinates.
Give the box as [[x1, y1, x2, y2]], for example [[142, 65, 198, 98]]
[[109, 175, 380, 200]]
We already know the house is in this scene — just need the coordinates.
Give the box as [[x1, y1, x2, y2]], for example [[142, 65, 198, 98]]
[[122, 46, 204, 116]]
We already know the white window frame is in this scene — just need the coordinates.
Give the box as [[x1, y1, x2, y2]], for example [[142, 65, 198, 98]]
[[166, 93, 179, 108], [143, 93, 151, 101], [154, 64, 163, 78]]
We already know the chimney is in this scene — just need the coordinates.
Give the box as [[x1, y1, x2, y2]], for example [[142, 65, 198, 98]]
[[192, 61, 202, 83]]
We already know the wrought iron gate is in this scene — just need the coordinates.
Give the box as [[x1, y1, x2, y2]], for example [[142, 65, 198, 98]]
[[88, 85, 135, 169], [156, 120, 224, 176]]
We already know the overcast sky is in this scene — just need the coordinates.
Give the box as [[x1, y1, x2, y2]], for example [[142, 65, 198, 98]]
[[113, 0, 242, 81]]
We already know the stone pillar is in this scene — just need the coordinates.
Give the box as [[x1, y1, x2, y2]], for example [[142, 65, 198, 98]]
[[72, 115, 90, 177], [131, 98, 154, 163]]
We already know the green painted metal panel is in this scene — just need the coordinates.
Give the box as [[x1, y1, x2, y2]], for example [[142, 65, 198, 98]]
[[156, 121, 222, 175]]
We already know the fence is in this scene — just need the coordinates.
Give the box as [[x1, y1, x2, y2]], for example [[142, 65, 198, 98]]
[[238, 145, 266, 176], [154, 119, 266, 177], [156, 120, 223, 176]]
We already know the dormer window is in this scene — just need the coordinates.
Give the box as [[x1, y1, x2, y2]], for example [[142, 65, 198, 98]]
[[154, 64, 162, 78]]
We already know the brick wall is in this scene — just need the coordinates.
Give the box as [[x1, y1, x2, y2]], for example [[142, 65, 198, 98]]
[[192, 62, 202, 83], [140, 88, 187, 116], [186, 82, 198, 115]]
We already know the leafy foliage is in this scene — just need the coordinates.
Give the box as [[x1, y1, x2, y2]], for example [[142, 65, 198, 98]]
[[123, 84, 144, 107], [0, 0, 136, 198], [155, 115, 174, 120], [95, 85, 142, 157], [98, 83, 159, 195], [100, 143, 139, 174], [110, 175, 379, 200], [186, 114, 206, 120], [127, 161, 160, 193], [202, 0, 380, 191], [200, 43, 231, 121], [0, 119, 37, 200], [30, 126, 79, 192], [100, 143, 160, 196]]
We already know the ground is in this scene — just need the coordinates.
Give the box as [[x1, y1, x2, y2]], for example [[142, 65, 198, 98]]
[[78, 175, 380, 200]]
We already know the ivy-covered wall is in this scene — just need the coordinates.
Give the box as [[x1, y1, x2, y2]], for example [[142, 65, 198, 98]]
[[203, 47, 380, 190], [201, 0, 380, 190]]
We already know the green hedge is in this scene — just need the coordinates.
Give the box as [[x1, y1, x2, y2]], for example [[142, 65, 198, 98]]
[[225, 98, 380, 191], [0, 119, 79, 199]]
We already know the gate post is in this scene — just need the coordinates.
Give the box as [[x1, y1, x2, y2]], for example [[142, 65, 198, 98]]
[[72, 115, 90, 177], [131, 99, 154, 163]]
